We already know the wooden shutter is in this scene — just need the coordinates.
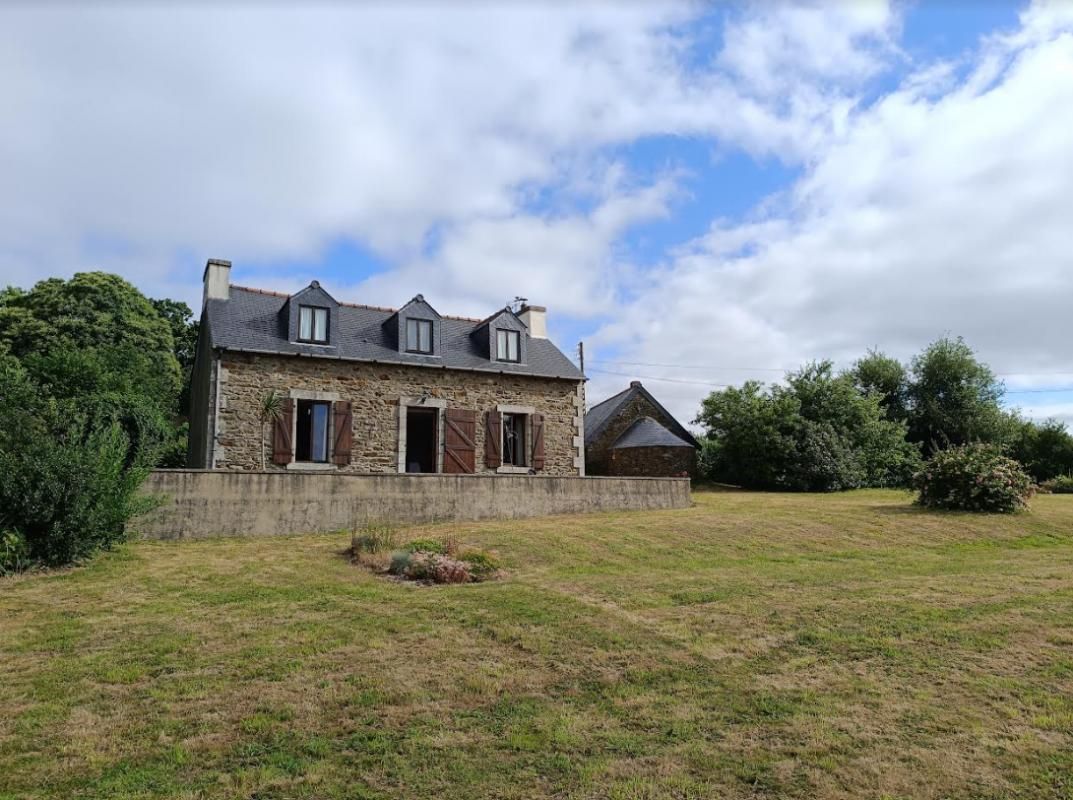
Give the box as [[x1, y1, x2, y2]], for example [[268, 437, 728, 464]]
[[444, 408, 476, 474], [272, 398, 294, 465], [484, 410, 502, 468], [332, 401, 353, 465], [531, 413, 545, 471]]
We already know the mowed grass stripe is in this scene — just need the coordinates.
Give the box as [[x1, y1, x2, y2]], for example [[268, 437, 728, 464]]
[[2, 489, 1072, 799]]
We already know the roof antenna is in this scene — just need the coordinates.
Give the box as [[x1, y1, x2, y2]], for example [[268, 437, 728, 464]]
[[509, 296, 527, 313]]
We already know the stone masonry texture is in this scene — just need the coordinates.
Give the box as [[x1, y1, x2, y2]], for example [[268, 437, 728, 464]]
[[214, 352, 583, 476], [586, 392, 696, 477]]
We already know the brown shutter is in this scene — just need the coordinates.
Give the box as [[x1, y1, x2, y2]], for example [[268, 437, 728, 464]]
[[484, 409, 502, 468], [531, 413, 545, 471], [444, 408, 476, 474], [332, 401, 353, 465], [272, 398, 294, 465]]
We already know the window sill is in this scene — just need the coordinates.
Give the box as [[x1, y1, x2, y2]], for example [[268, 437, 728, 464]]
[[496, 465, 533, 475], [286, 462, 338, 472]]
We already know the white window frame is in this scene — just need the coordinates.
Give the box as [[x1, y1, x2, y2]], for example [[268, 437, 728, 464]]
[[286, 389, 339, 470], [397, 396, 447, 474], [496, 328, 520, 362], [496, 403, 535, 474], [406, 318, 434, 354], [299, 305, 329, 344]]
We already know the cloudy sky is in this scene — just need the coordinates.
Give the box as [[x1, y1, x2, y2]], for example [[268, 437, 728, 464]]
[[3, 1, 1072, 426]]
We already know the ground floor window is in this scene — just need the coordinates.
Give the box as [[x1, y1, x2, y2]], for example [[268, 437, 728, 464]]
[[502, 413, 527, 467], [296, 399, 330, 462]]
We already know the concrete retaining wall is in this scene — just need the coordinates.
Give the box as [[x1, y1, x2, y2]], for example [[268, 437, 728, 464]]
[[135, 470, 692, 539]]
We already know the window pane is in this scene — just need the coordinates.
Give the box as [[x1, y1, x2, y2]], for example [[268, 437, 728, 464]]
[[508, 331, 518, 361], [313, 308, 327, 342], [502, 413, 527, 466], [311, 403, 329, 462], [419, 321, 431, 352], [299, 307, 312, 340], [406, 319, 417, 349], [496, 329, 506, 360]]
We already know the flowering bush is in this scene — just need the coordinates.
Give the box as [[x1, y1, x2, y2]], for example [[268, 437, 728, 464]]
[[396, 551, 471, 584], [915, 444, 1034, 513]]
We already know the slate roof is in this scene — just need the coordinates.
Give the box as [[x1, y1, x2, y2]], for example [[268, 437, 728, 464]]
[[584, 382, 699, 448], [611, 416, 696, 449], [204, 286, 583, 380]]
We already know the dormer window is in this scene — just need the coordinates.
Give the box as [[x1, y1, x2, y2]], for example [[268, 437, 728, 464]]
[[406, 318, 433, 354], [496, 329, 520, 362], [299, 305, 329, 344]]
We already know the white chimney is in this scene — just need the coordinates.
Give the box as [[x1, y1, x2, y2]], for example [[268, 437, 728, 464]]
[[519, 304, 547, 338], [203, 258, 231, 304]]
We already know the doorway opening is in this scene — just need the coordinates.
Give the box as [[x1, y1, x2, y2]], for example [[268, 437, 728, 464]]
[[405, 407, 438, 473]]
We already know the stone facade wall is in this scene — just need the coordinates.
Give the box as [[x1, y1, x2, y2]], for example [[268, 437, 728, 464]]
[[213, 351, 584, 476], [136, 470, 692, 538], [608, 446, 696, 478], [587, 392, 692, 475]]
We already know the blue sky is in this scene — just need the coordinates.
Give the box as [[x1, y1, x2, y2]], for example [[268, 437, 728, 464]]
[[3, 1, 1073, 425]]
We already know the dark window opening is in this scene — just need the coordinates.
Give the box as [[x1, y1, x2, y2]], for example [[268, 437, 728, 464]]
[[299, 305, 329, 343], [405, 407, 438, 473], [496, 329, 520, 362], [406, 318, 433, 354], [503, 413, 527, 466], [295, 400, 330, 462]]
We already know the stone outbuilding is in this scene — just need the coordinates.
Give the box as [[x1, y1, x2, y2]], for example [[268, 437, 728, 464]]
[[584, 382, 699, 477]]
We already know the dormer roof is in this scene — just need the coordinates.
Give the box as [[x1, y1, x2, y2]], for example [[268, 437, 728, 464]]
[[202, 285, 583, 381]]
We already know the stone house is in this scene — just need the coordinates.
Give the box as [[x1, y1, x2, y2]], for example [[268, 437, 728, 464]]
[[187, 260, 586, 476], [584, 381, 699, 477]]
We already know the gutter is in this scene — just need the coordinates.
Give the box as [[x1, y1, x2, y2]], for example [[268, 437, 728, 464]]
[[216, 345, 586, 382]]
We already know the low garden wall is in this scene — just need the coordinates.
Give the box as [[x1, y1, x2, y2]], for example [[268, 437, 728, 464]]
[[135, 470, 692, 539]]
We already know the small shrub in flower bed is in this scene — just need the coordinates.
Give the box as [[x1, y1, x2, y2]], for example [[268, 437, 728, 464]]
[[458, 551, 501, 581], [349, 524, 399, 570], [915, 444, 1034, 513], [1041, 474, 1073, 494], [385, 541, 500, 584], [404, 537, 447, 555]]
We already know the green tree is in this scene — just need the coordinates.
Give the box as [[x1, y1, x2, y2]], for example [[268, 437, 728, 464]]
[[906, 337, 1008, 455], [696, 362, 920, 492], [850, 349, 909, 422], [1009, 418, 1073, 482]]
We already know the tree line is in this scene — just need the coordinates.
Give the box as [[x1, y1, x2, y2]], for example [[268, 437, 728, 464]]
[[0, 272, 196, 571], [695, 338, 1073, 491]]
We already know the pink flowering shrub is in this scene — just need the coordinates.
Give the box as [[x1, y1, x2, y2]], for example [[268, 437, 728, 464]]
[[391, 551, 471, 584], [915, 444, 1034, 513]]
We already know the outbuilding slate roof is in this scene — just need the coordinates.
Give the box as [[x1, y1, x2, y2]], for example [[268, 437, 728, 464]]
[[204, 286, 584, 381], [611, 416, 696, 449], [584, 381, 699, 448]]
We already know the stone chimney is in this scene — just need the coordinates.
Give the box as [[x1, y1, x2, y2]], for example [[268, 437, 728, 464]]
[[518, 304, 547, 338], [203, 258, 231, 304]]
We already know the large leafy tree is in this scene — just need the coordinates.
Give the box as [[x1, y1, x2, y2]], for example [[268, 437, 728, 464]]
[[1009, 417, 1073, 482], [906, 337, 1009, 455], [696, 362, 921, 492], [850, 349, 910, 423], [0, 272, 182, 411]]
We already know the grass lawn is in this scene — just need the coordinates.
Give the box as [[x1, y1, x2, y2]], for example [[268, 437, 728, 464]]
[[3, 489, 1073, 799]]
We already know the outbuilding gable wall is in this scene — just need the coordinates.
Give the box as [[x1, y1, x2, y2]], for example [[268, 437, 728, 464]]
[[586, 392, 687, 475]]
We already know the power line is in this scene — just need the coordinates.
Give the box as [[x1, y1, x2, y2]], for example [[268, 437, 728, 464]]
[[586, 367, 1073, 395], [587, 357, 1073, 378]]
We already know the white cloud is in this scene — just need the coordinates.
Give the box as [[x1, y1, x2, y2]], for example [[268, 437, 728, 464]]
[[0, 1, 895, 310], [593, 4, 1073, 423]]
